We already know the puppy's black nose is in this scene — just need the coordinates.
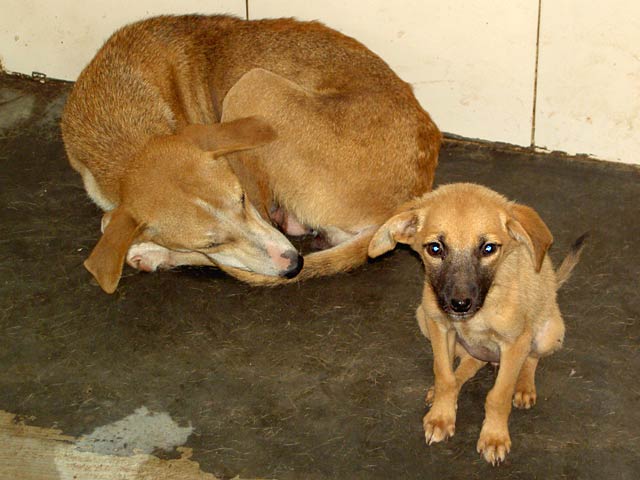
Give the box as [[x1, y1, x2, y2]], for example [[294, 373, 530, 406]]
[[450, 298, 472, 313], [280, 252, 304, 279]]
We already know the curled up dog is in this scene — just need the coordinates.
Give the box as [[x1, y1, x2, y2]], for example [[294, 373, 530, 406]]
[[368, 183, 587, 465], [61, 15, 440, 293]]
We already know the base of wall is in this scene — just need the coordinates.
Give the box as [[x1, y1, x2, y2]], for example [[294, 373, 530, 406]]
[[2, 71, 634, 172]]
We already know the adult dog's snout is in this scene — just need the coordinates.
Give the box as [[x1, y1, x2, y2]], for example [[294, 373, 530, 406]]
[[279, 250, 304, 278]]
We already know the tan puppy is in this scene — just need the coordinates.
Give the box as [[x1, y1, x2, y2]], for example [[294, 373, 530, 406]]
[[61, 15, 441, 293], [368, 183, 586, 465]]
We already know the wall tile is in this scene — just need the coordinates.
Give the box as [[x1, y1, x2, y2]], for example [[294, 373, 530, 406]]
[[535, 1, 640, 164], [0, 0, 245, 81]]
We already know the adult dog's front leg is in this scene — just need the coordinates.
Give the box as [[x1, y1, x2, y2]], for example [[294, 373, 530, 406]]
[[423, 314, 458, 444], [127, 242, 214, 272], [100, 211, 215, 272], [477, 331, 532, 465]]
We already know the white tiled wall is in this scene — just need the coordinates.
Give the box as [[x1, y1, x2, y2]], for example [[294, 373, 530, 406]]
[[535, 0, 640, 164], [1, 1, 638, 165], [0, 0, 245, 80]]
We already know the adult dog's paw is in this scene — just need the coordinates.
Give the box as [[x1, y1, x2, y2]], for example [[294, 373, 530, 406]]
[[126, 242, 173, 272]]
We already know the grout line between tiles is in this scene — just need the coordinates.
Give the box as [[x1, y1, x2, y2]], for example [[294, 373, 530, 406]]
[[531, 0, 543, 148]]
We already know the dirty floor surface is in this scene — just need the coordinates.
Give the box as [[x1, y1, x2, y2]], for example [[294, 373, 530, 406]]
[[1, 73, 639, 479]]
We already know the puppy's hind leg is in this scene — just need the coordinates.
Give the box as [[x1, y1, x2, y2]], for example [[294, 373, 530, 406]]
[[513, 356, 538, 409], [514, 308, 564, 409]]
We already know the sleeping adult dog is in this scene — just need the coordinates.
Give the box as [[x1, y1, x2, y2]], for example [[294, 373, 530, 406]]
[[61, 14, 441, 293]]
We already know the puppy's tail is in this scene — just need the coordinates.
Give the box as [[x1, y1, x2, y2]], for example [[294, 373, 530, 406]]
[[219, 227, 376, 286], [555, 232, 588, 289]]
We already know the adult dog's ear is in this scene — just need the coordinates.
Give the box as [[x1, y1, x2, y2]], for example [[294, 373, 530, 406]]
[[84, 207, 143, 293], [178, 117, 277, 157], [507, 204, 553, 272], [368, 211, 421, 258]]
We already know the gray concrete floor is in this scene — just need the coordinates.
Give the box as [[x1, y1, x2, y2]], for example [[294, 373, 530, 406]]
[[1, 73, 639, 479]]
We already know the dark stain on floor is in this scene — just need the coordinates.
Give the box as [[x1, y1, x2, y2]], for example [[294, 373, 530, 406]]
[[1, 73, 639, 479]]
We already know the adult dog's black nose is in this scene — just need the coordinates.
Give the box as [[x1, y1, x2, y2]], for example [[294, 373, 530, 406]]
[[450, 297, 472, 313], [280, 252, 304, 279]]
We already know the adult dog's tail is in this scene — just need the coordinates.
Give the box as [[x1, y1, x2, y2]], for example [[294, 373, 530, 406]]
[[555, 233, 589, 288], [220, 228, 376, 286]]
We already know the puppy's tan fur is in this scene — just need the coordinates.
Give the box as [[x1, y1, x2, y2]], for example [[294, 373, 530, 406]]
[[368, 183, 586, 465], [61, 15, 441, 293]]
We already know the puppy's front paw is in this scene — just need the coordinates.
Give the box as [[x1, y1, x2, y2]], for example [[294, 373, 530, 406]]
[[126, 242, 173, 272], [477, 423, 511, 465], [423, 404, 456, 444], [513, 385, 537, 409]]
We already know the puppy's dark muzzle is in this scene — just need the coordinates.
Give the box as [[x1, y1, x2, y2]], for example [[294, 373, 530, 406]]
[[450, 297, 472, 313], [438, 293, 481, 321], [438, 269, 484, 318], [279, 251, 304, 279]]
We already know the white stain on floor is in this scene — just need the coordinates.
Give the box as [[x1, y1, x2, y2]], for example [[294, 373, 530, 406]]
[[76, 406, 193, 456], [0, 408, 218, 480]]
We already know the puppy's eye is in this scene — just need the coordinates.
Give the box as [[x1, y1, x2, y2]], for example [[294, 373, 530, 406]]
[[203, 242, 222, 250], [426, 242, 444, 258], [481, 243, 499, 256], [240, 193, 246, 208]]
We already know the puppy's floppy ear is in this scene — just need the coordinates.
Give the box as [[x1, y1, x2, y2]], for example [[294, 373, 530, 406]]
[[84, 207, 144, 294], [178, 116, 277, 158], [368, 211, 420, 258], [507, 204, 553, 272]]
